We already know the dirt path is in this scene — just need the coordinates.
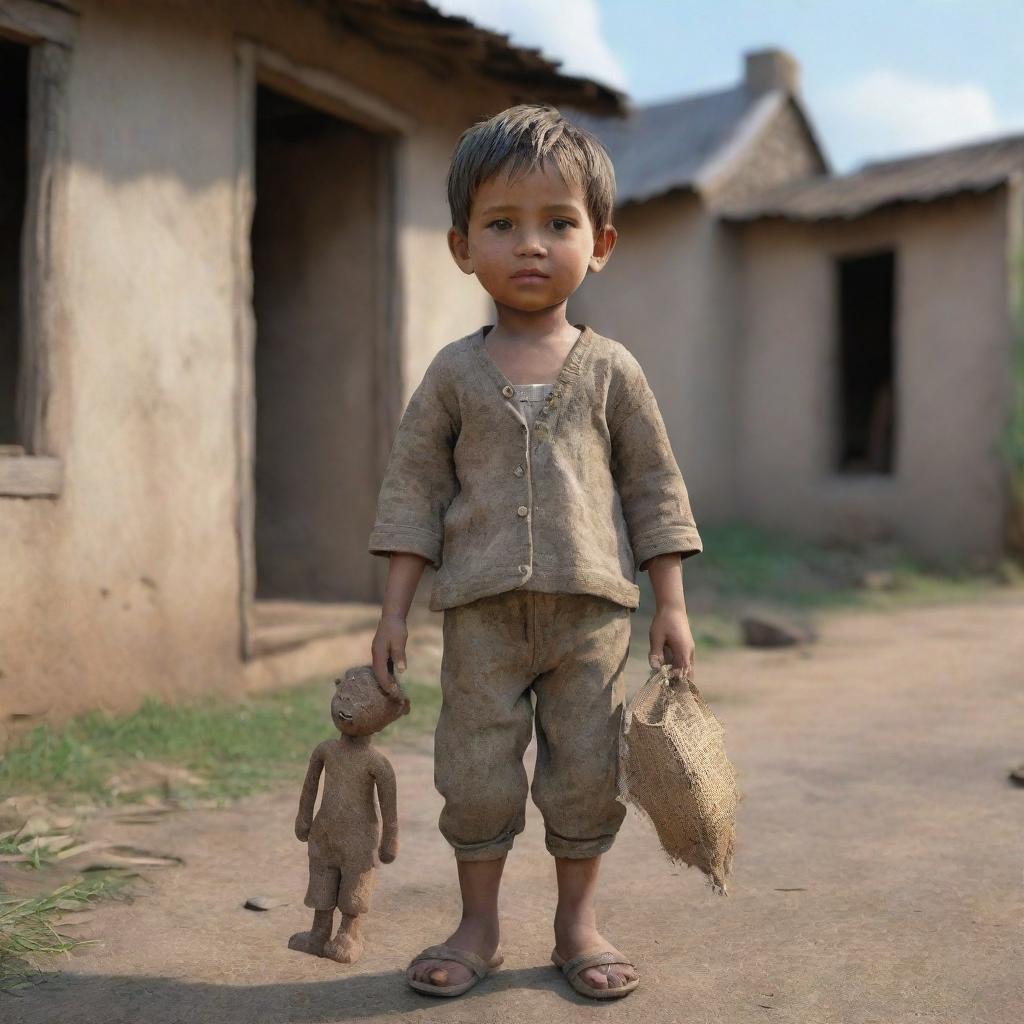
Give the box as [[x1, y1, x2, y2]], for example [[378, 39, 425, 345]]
[[9, 592, 1024, 1024]]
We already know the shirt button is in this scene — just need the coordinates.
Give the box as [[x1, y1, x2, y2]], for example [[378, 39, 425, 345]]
[[519, 564, 529, 574], [513, 465, 524, 476], [516, 505, 528, 517], [501, 384, 514, 398]]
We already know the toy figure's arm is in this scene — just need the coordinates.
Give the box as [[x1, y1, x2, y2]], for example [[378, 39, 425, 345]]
[[295, 746, 325, 842], [373, 755, 399, 863]]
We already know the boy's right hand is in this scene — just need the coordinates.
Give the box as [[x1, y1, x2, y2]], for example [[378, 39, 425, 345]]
[[371, 613, 408, 701]]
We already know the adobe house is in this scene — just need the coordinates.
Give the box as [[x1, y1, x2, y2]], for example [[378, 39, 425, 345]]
[[571, 48, 1023, 566], [0, 0, 621, 725]]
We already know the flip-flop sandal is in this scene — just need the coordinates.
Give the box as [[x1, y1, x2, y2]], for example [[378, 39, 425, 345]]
[[406, 943, 504, 998], [551, 947, 640, 999]]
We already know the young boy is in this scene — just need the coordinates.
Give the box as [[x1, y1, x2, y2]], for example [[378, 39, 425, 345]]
[[367, 104, 702, 999]]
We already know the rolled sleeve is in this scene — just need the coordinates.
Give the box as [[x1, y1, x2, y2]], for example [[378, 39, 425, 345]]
[[368, 357, 459, 571], [610, 384, 702, 573]]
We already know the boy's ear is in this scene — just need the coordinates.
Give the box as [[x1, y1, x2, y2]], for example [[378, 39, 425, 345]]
[[588, 224, 618, 274], [447, 226, 475, 275]]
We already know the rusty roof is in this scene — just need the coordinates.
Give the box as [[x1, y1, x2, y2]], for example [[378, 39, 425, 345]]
[[304, 0, 626, 114], [719, 132, 1024, 222]]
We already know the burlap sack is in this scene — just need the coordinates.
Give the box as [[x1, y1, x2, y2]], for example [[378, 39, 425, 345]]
[[619, 664, 742, 895]]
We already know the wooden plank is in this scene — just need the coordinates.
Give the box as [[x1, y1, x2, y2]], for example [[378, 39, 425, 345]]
[[18, 40, 71, 455], [0, 455, 62, 496], [0, 0, 77, 47], [246, 40, 416, 135], [233, 41, 257, 660]]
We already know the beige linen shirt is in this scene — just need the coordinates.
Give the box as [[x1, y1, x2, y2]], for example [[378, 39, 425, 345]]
[[368, 324, 702, 612]]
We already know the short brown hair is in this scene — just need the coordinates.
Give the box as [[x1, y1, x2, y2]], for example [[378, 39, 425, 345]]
[[446, 103, 616, 236]]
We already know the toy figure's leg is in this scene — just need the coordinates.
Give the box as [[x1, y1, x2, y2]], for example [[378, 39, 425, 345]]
[[322, 865, 377, 964], [288, 860, 339, 956]]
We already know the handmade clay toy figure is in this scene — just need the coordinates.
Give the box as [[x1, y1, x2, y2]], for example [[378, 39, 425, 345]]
[[288, 664, 409, 964]]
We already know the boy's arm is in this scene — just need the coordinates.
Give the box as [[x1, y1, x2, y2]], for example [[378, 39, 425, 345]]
[[609, 369, 702, 574], [368, 353, 459, 571]]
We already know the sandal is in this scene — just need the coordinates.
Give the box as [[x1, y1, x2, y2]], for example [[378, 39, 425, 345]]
[[406, 942, 504, 998], [551, 947, 640, 999]]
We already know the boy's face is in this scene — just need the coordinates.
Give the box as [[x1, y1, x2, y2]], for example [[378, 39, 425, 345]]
[[447, 162, 616, 312]]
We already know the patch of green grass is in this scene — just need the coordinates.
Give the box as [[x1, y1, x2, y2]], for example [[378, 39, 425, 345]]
[[0, 875, 129, 992], [636, 522, 1010, 637], [0, 676, 442, 809]]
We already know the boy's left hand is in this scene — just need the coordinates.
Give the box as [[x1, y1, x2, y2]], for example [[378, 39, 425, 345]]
[[648, 606, 695, 680]]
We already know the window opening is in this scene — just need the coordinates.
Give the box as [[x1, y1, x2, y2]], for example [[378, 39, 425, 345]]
[[0, 37, 29, 447], [835, 250, 896, 474]]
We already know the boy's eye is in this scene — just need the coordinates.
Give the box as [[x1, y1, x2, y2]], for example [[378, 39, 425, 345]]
[[488, 218, 512, 230], [551, 218, 575, 231]]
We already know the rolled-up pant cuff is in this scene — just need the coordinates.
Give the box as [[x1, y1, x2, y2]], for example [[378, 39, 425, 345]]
[[447, 828, 520, 862], [544, 831, 618, 860]]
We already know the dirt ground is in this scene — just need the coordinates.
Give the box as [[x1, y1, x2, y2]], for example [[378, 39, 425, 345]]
[[8, 590, 1024, 1024]]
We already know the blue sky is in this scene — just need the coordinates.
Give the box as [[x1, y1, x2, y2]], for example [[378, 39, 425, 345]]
[[433, 0, 1024, 174]]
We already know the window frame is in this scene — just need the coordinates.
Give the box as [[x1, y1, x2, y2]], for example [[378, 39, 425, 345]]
[[0, 1, 76, 498]]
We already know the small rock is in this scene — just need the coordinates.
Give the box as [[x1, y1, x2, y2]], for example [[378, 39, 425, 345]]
[[244, 895, 288, 912], [740, 613, 816, 648], [860, 569, 898, 591]]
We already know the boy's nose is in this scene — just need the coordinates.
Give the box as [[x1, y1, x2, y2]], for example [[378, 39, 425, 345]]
[[515, 234, 547, 257]]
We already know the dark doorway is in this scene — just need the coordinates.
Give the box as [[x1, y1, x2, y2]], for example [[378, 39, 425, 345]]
[[251, 83, 387, 603], [0, 37, 29, 447], [835, 250, 897, 474]]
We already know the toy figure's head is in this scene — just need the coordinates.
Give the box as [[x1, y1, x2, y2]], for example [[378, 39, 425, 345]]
[[331, 665, 410, 738]]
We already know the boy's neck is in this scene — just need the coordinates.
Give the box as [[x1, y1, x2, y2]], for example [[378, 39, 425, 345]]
[[488, 300, 576, 348]]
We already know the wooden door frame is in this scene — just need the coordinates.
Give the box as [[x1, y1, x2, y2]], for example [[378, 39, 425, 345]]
[[232, 39, 408, 659]]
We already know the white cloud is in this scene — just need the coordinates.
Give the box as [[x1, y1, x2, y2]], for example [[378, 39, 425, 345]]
[[430, 0, 628, 92], [823, 68, 1005, 166]]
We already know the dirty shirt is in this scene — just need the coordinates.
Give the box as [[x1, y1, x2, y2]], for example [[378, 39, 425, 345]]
[[367, 324, 703, 612]]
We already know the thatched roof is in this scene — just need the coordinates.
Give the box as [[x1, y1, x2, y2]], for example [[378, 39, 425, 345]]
[[304, 0, 625, 114], [720, 132, 1024, 222], [567, 86, 827, 206]]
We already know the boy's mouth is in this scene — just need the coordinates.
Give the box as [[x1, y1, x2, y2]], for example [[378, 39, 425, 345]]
[[512, 268, 548, 278]]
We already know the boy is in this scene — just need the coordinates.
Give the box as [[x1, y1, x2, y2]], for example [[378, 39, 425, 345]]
[[367, 104, 702, 999]]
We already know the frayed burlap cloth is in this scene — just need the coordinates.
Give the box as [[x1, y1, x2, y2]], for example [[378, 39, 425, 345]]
[[619, 664, 742, 895]]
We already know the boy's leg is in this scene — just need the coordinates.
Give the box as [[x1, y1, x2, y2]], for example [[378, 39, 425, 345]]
[[530, 592, 630, 859], [553, 855, 638, 991], [412, 591, 533, 990], [406, 856, 506, 989], [530, 592, 635, 990], [434, 591, 535, 860]]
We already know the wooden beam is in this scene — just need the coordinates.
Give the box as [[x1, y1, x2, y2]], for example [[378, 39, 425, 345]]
[[0, 0, 77, 47], [0, 455, 62, 497], [246, 40, 415, 136]]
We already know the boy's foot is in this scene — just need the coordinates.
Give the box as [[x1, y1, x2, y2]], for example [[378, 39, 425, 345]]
[[406, 916, 501, 990], [553, 920, 638, 991]]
